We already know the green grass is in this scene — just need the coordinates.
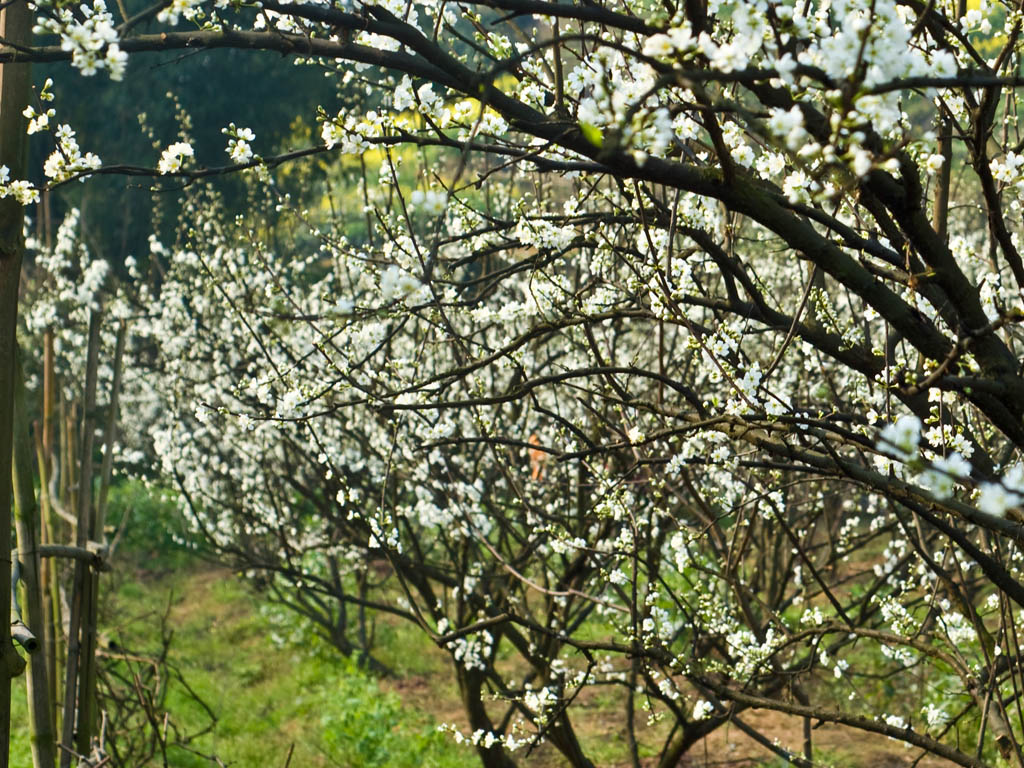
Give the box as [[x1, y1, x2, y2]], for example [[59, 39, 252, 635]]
[[11, 561, 468, 768], [8, 693, 31, 767]]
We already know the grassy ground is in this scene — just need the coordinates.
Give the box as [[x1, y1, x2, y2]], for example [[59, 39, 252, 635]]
[[5, 502, 959, 768], [10, 560, 468, 768], [7, 558, 960, 768]]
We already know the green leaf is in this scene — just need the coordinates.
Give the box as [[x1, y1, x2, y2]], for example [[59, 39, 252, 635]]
[[580, 122, 603, 148]]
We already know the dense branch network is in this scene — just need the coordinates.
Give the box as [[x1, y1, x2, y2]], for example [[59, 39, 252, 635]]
[[14, 0, 1024, 766]]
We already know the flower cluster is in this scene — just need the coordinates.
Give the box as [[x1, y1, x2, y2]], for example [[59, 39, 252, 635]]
[[34, 0, 126, 79], [0, 166, 39, 205], [158, 141, 194, 175], [223, 124, 256, 164], [43, 125, 102, 182]]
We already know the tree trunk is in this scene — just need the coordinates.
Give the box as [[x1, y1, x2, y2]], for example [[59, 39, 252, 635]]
[[0, 1, 33, 765], [456, 666, 517, 768]]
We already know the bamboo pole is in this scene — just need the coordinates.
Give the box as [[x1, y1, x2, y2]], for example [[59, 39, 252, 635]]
[[95, 321, 125, 541], [12, 350, 57, 768], [42, 332, 53, 483], [78, 320, 124, 757], [40, 327, 58, 733], [60, 311, 100, 767], [33, 428, 58, 734], [59, 396, 73, 526]]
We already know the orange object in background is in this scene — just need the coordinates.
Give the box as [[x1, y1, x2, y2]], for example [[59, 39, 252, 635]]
[[528, 434, 546, 481]]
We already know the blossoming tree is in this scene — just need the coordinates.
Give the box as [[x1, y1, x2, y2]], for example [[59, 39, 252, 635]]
[[9, 0, 1024, 766]]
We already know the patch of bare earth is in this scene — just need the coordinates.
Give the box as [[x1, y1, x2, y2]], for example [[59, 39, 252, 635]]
[[678, 709, 959, 768]]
